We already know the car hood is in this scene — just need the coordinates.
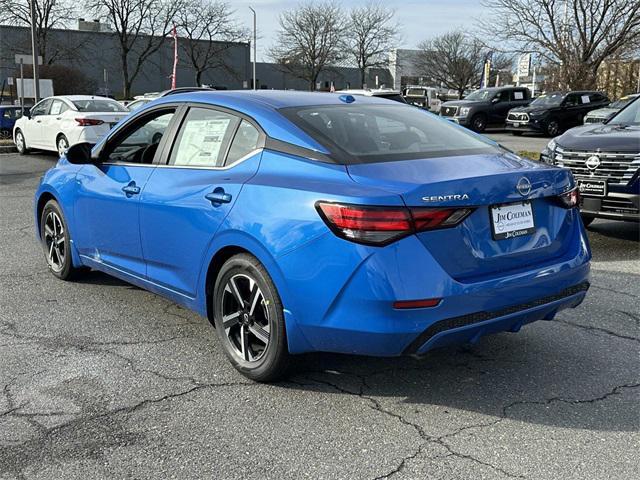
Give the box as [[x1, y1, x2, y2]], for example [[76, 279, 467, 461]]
[[584, 108, 618, 118], [556, 124, 640, 152], [509, 104, 553, 114]]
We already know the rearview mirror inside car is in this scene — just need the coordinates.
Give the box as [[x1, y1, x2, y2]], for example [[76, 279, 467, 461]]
[[65, 142, 96, 164]]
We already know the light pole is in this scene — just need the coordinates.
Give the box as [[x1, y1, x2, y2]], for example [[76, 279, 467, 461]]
[[249, 6, 257, 90], [29, 0, 40, 102]]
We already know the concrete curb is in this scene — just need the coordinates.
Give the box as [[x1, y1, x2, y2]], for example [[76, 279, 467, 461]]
[[0, 144, 17, 154]]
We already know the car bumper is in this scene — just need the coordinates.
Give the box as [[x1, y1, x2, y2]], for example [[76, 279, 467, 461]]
[[278, 213, 591, 356], [505, 121, 545, 133], [444, 116, 469, 126], [580, 191, 640, 222]]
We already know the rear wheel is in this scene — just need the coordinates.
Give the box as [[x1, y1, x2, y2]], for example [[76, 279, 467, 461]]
[[15, 129, 29, 155], [470, 114, 487, 132], [40, 200, 84, 280], [56, 135, 69, 157], [581, 214, 595, 227], [213, 254, 289, 382]]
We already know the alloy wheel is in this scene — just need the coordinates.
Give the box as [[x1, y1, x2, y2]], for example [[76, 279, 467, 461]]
[[16, 132, 25, 153], [44, 211, 66, 272], [57, 137, 68, 157], [221, 273, 271, 362], [547, 121, 560, 136]]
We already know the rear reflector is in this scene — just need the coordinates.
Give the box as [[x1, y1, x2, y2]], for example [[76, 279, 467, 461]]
[[557, 187, 580, 208], [316, 202, 473, 246], [393, 298, 441, 309], [75, 118, 104, 126]]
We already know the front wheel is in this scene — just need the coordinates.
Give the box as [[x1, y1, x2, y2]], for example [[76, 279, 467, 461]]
[[57, 135, 69, 157], [546, 119, 561, 137], [470, 114, 487, 132], [40, 200, 84, 280], [213, 254, 289, 382]]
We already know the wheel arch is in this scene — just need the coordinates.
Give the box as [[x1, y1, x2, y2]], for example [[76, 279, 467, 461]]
[[35, 191, 58, 240]]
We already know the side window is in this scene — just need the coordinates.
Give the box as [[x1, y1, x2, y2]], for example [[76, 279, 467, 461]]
[[106, 110, 175, 164], [495, 91, 510, 102], [30, 99, 51, 117], [564, 94, 579, 107], [226, 120, 261, 165], [170, 108, 238, 168], [49, 100, 68, 116], [589, 93, 605, 103]]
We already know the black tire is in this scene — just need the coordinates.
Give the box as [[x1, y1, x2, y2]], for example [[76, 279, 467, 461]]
[[580, 214, 595, 227], [546, 119, 561, 137], [40, 200, 84, 280], [56, 134, 69, 157], [470, 113, 487, 132], [511, 131, 523, 136], [213, 253, 289, 382], [15, 129, 30, 155]]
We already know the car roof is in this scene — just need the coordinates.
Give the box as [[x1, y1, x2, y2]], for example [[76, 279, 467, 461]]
[[49, 95, 118, 102], [337, 89, 402, 96]]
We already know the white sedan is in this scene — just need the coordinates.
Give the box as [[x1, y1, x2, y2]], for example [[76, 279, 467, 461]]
[[13, 95, 129, 156]]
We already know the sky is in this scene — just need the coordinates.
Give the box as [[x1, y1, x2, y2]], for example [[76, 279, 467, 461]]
[[232, 0, 487, 61]]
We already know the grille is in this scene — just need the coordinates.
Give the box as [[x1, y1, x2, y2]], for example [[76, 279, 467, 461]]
[[441, 106, 458, 117], [553, 149, 639, 185], [601, 197, 639, 214], [584, 116, 605, 124], [507, 112, 529, 122]]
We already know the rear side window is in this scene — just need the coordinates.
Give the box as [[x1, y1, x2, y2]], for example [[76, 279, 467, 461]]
[[170, 108, 239, 168], [281, 104, 498, 164], [226, 120, 260, 165], [50, 100, 69, 116]]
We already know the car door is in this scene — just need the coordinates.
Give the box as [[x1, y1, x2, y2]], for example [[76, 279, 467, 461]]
[[139, 105, 264, 298], [41, 99, 69, 151], [23, 99, 51, 147], [560, 93, 583, 128], [490, 90, 512, 125], [73, 106, 178, 278]]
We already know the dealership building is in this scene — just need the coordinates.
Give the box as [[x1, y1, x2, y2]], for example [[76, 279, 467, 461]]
[[0, 22, 393, 101]]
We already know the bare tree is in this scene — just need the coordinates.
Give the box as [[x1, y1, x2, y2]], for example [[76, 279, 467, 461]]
[[175, 0, 247, 87], [479, 0, 640, 89], [269, 1, 346, 91], [86, 0, 183, 98], [344, 1, 399, 87], [0, 0, 76, 63], [415, 31, 485, 98]]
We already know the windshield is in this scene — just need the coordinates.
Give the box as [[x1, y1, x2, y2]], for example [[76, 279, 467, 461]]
[[281, 104, 498, 164], [72, 99, 128, 113], [464, 89, 494, 101], [608, 97, 640, 125], [530, 93, 565, 107]]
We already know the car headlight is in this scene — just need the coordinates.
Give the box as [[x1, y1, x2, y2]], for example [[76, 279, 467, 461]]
[[529, 110, 544, 117], [459, 107, 470, 116], [546, 139, 556, 151]]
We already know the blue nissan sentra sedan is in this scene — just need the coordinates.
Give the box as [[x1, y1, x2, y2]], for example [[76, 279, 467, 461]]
[[34, 90, 591, 381]]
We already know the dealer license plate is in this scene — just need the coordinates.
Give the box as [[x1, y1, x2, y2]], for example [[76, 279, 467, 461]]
[[577, 178, 606, 197], [490, 201, 536, 240]]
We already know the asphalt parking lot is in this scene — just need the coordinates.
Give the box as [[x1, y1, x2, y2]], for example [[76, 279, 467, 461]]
[[1, 152, 638, 480]]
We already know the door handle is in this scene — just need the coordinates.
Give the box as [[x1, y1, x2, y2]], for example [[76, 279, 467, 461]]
[[122, 182, 141, 197], [205, 187, 232, 205]]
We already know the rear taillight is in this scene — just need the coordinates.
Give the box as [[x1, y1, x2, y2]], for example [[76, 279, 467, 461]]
[[557, 187, 580, 209], [75, 118, 104, 126], [316, 202, 473, 246]]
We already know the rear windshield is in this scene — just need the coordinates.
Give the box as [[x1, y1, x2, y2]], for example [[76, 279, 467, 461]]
[[281, 104, 498, 164], [406, 89, 426, 96], [72, 99, 128, 113]]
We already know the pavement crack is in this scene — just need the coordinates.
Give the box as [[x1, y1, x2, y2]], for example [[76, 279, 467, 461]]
[[591, 284, 639, 299], [557, 318, 639, 343]]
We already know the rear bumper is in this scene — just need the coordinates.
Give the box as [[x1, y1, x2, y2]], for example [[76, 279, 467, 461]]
[[279, 210, 592, 356]]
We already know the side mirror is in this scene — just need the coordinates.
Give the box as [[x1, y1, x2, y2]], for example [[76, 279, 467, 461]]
[[65, 142, 96, 164], [25, 109, 32, 119]]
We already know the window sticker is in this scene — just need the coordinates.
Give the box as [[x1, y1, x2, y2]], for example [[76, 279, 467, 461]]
[[581, 95, 591, 104], [514, 91, 524, 100], [174, 118, 231, 167]]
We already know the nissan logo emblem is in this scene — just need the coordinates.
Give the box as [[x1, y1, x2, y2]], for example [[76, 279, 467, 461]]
[[585, 155, 601, 170], [516, 177, 531, 196]]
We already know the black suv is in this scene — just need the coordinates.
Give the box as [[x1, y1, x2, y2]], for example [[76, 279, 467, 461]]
[[507, 91, 609, 136], [540, 96, 639, 225], [439, 86, 531, 132]]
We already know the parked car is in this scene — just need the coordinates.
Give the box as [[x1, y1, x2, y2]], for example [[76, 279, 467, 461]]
[[403, 86, 442, 112], [540, 95, 639, 226], [1, 105, 22, 139], [337, 88, 407, 103], [34, 90, 591, 380], [439, 86, 532, 132], [583, 93, 639, 124], [13, 95, 129, 156], [506, 91, 609, 136], [126, 88, 216, 112]]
